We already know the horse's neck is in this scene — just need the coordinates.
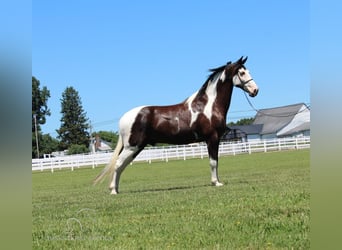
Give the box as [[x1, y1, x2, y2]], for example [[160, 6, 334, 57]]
[[185, 76, 234, 120], [216, 79, 234, 118], [205, 78, 219, 97]]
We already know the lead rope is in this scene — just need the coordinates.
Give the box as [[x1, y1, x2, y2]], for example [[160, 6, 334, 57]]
[[243, 91, 310, 118]]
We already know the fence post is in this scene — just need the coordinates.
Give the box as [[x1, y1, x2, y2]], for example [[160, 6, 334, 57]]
[[92, 154, 95, 169], [264, 140, 267, 153], [200, 144, 204, 159], [248, 142, 251, 154], [165, 147, 168, 162], [183, 145, 186, 160], [148, 148, 152, 164]]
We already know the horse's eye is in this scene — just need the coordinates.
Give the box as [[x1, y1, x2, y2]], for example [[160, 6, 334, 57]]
[[240, 71, 245, 76]]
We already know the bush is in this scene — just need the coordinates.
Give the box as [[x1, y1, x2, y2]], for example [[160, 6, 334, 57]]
[[67, 144, 89, 155]]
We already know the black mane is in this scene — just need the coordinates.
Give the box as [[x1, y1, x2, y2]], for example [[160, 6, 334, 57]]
[[207, 61, 231, 82], [197, 61, 232, 96]]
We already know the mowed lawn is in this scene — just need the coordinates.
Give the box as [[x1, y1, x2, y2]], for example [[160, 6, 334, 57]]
[[32, 149, 310, 249]]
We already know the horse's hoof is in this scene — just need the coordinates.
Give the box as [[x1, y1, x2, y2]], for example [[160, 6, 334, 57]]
[[212, 181, 224, 187], [110, 189, 118, 195]]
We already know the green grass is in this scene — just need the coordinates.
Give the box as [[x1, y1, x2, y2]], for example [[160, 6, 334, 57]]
[[32, 149, 310, 249]]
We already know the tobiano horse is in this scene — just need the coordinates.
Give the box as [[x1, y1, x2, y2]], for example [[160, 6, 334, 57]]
[[94, 56, 259, 194]]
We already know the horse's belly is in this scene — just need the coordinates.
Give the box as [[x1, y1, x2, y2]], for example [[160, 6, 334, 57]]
[[151, 128, 200, 145]]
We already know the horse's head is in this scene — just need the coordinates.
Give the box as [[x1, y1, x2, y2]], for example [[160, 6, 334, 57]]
[[230, 56, 259, 97]]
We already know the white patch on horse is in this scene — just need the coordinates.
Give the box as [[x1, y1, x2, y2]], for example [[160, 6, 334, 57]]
[[189, 110, 200, 127], [174, 117, 180, 132], [220, 70, 226, 82], [232, 68, 258, 96], [187, 71, 222, 126], [186, 91, 200, 127], [209, 157, 223, 186], [119, 106, 146, 146], [203, 72, 221, 122], [185, 91, 198, 105]]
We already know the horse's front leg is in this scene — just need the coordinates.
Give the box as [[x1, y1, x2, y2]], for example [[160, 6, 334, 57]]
[[207, 136, 223, 187]]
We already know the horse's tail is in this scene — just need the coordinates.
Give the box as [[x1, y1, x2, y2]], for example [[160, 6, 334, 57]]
[[93, 135, 123, 185]]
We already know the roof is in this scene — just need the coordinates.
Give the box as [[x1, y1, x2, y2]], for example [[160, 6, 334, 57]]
[[277, 109, 310, 136], [253, 103, 310, 135]]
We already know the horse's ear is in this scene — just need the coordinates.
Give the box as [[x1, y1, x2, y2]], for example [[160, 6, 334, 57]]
[[242, 56, 248, 64], [237, 56, 244, 64]]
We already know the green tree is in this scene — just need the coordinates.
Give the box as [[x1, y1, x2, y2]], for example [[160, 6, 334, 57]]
[[57, 86, 90, 151], [39, 134, 59, 156], [67, 144, 89, 155], [32, 76, 51, 158], [227, 117, 254, 126]]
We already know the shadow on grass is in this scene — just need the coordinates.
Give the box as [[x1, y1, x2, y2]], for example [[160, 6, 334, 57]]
[[125, 183, 212, 194]]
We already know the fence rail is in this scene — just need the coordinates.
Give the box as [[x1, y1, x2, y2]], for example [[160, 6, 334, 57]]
[[32, 137, 310, 172]]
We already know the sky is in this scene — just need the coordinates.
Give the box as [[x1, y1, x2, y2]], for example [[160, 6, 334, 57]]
[[33, 0, 309, 137]]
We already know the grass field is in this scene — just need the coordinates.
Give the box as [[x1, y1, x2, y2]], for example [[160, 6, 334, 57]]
[[32, 149, 310, 249]]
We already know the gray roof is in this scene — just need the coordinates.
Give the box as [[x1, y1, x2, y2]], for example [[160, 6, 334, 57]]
[[253, 103, 309, 135]]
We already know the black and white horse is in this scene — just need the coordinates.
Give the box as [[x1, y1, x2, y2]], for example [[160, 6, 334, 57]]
[[94, 56, 259, 194]]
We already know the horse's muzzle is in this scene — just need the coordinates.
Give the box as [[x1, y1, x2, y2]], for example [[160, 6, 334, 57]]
[[249, 88, 258, 97]]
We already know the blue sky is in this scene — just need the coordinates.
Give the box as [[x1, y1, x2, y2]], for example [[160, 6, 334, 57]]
[[33, 0, 309, 136]]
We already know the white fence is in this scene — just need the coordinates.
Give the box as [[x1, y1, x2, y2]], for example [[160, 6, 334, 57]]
[[32, 137, 310, 172]]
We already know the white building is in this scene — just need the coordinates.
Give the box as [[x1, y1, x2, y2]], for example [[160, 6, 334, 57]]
[[224, 103, 310, 141], [253, 103, 310, 139]]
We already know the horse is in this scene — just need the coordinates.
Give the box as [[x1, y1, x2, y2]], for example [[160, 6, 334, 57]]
[[94, 56, 259, 194]]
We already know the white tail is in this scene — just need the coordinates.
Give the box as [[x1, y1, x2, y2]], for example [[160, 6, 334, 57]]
[[93, 135, 123, 185]]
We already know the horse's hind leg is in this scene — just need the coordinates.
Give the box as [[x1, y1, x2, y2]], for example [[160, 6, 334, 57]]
[[109, 146, 142, 195]]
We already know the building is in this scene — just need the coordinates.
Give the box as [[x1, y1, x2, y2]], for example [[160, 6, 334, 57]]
[[223, 124, 263, 142], [93, 134, 112, 152], [224, 103, 310, 142]]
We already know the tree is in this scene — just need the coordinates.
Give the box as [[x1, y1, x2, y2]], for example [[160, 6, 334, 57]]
[[32, 76, 51, 158], [227, 117, 254, 127], [67, 144, 89, 155], [39, 134, 59, 156], [57, 86, 90, 151]]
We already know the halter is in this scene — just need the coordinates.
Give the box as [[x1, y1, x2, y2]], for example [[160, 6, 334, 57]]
[[236, 73, 254, 88], [241, 78, 254, 85]]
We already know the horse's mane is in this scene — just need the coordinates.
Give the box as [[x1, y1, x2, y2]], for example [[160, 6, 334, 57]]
[[197, 61, 232, 96]]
